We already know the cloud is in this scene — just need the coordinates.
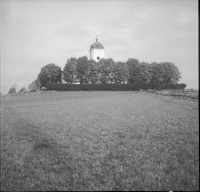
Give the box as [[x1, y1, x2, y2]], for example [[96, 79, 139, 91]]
[[55, 21, 92, 45]]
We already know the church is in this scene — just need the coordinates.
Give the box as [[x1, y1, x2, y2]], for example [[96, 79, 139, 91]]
[[89, 36, 105, 62]]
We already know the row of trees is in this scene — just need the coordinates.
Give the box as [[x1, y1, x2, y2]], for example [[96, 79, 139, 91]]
[[37, 56, 182, 87], [8, 56, 181, 93]]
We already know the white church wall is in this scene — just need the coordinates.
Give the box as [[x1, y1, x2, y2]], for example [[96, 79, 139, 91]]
[[90, 49, 105, 62]]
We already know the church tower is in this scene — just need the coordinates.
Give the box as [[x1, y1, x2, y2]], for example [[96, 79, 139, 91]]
[[89, 36, 105, 62]]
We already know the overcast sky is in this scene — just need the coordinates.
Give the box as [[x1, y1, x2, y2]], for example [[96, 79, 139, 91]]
[[1, 0, 198, 94]]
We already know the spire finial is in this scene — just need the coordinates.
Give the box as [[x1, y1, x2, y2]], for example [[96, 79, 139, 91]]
[[96, 35, 98, 42]]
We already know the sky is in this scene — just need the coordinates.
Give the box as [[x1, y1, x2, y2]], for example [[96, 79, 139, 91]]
[[1, 0, 198, 94]]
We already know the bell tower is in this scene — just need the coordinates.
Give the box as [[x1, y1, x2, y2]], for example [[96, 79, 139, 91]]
[[89, 36, 105, 62]]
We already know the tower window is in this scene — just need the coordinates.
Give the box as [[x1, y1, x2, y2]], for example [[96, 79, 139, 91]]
[[97, 57, 100, 60]]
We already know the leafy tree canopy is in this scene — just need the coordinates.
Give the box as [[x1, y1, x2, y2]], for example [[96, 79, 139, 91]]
[[38, 63, 62, 87], [98, 58, 115, 83], [126, 58, 140, 83], [63, 57, 78, 84], [87, 59, 100, 84], [113, 61, 129, 83], [8, 84, 17, 94], [35, 57, 182, 86], [149, 62, 166, 83], [18, 87, 25, 93], [28, 78, 41, 92], [161, 62, 181, 84], [76, 56, 89, 84]]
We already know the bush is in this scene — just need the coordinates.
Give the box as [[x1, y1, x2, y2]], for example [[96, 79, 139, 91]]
[[18, 87, 25, 93], [8, 88, 16, 94], [45, 83, 187, 91], [38, 63, 62, 87], [8, 84, 17, 94]]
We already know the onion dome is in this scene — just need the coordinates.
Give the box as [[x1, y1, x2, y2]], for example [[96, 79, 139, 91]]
[[90, 36, 104, 50]]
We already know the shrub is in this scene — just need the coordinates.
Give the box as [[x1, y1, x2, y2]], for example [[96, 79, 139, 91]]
[[45, 83, 187, 91], [18, 87, 25, 93], [8, 84, 17, 94], [38, 63, 62, 87]]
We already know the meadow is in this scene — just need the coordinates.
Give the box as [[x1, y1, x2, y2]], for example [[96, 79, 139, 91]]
[[1, 91, 199, 191]]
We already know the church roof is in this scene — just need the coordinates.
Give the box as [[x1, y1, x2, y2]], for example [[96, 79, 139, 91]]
[[90, 36, 104, 50]]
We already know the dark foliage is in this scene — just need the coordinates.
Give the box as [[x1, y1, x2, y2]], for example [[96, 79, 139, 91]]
[[87, 59, 100, 84], [45, 83, 187, 91], [8, 88, 17, 94], [113, 61, 129, 83], [38, 63, 62, 87], [126, 58, 140, 83], [76, 56, 89, 84], [18, 87, 25, 93], [63, 57, 78, 84], [37, 57, 184, 88], [8, 84, 17, 94], [98, 58, 115, 84], [28, 78, 42, 92]]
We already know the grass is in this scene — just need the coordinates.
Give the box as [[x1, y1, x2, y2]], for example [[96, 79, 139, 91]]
[[1, 91, 199, 191]]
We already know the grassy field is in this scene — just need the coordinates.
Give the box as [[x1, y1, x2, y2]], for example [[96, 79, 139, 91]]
[[1, 91, 199, 191]]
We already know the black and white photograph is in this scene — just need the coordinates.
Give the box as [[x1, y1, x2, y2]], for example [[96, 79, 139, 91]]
[[1, 0, 199, 191]]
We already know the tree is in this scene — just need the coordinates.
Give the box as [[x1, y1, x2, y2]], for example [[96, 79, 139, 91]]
[[126, 58, 140, 83], [18, 87, 25, 93], [98, 58, 115, 84], [126, 59, 153, 83], [149, 62, 166, 83], [38, 63, 62, 87], [35, 78, 42, 88], [76, 56, 89, 84], [135, 62, 151, 83], [149, 62, 181, 84], [28, 78, 41, 92], [63, 57, 78, 84], [87, 59, 100, 84], [161, 62, 181, 83], [8, 84, 17, 94], [113, 61, 129, 83]]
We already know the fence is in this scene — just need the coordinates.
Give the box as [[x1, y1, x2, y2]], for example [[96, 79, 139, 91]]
[[140, 89, 199, 103]]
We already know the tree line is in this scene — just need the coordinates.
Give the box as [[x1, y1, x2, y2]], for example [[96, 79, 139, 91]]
[[38, 56, 182, 88], [8, 56, 182, 93]]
